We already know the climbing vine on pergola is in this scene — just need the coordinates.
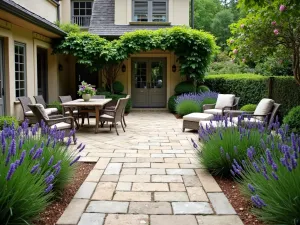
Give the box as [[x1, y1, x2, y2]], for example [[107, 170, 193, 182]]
[[53, 26, 217, 91]]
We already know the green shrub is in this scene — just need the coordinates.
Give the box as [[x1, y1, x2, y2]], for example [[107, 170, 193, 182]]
[[168, 95, 177, 113], [197, 85, 210, 93], [208, 61, 254, 75], [113, 81, 124, 94], [283, 106, 300, 134], [176, 100, 201, 116], [0, 116, 18, 130], [174, 81, 195, 95], [234, 128, 300, 225], [0, 121, 82, 224], [48, 101, 63, 114], [240, 104, 257, 112]]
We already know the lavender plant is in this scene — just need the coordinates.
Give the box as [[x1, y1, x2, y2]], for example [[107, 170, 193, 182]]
[[0, 120, 84, 224], [195, 116, 282, 176], [232, 128, 300, 224], [175, 91, 218, 116]]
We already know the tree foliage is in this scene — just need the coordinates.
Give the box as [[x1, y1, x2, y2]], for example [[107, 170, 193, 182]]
[[229, 0, 300, 84], [54, 26, 217, 84]]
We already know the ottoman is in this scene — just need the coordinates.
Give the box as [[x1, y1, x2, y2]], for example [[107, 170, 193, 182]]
[[182, 113, 214, 132]]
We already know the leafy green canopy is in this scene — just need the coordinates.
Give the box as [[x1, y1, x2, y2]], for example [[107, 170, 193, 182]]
[[53, 26, 217, 82]]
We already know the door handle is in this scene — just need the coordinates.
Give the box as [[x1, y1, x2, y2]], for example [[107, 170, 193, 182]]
[[2, 88, 4, 96]]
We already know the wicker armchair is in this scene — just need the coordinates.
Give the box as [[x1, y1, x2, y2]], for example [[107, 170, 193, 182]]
[[203, 96, 240, 116], [33, 95, 58, 114], [100, 98, 128, 135], [18, 97, 52, 124], [28, 104, 75, 141], [105, 95, 130, 127]]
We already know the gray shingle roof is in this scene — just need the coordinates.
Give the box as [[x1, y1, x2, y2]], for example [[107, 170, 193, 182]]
[[89, 0, 171, 36], [0, 0, 66, 37]]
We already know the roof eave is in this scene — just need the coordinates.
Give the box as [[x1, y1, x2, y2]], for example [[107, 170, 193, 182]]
[[0, 1, 66, 37]]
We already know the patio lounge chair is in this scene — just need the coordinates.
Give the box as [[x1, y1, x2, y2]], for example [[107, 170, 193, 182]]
[[100, 98, 128, 135], [230, 98, 281, 126], [33, 95, 59, 114], [28, 104, 75, 141], [203, 94, 240, 116], [18, 97, 52, 124]]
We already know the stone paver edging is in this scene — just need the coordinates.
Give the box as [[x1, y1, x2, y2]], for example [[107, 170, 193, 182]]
[[56, 111, 244, 225]]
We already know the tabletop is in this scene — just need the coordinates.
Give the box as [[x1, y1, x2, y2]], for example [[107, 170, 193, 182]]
[[61, 98, 112, 107]]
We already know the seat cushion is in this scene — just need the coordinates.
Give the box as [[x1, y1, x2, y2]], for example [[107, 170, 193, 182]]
[[232, 117, 264, 125], [203, 109, 223, 115], [215, 94, 235, 109], [100, 114, 114, 119], [25, 111, 34, 116], [50, 122, 71, 129], [48, 108, 58, 114], [200, 120, 236, 129], [183, 113, 214, 122], [254, 98, 274, 116], [65, 110, 78, 115]]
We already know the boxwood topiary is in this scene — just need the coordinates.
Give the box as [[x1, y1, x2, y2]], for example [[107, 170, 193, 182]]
[[240, 104, 257, 112], [113, 81, 124, 94], [197, 85, 210, 93], [168, 95, 177, 113], [174, 81, 195, 95], [176, 100, 201, 116], [283, 106, 300, 134]]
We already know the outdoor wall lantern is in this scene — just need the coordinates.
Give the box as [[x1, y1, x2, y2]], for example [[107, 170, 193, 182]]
[[172, 64, 177, 73], [122, 64, 126, 72]]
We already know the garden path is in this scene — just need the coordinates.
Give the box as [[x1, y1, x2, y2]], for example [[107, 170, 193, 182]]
[[56, 111, 244, 225]]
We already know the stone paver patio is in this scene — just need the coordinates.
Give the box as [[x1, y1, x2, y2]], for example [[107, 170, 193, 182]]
[[56, 111, 244, 225]]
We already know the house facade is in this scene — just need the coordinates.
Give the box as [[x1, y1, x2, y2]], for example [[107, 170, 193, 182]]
[[0, 0, 190, 120]]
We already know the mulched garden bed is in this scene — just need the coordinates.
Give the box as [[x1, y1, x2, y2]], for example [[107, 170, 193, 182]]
[[34, 162, 95, 225], [214, 176, 265, 225]]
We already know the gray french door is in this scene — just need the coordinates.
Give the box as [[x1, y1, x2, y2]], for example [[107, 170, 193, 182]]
[[0, 38, 5, 116], [132, 58, 166, 108]]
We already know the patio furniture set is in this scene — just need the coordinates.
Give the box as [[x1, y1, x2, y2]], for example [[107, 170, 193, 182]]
[[18, 95, 130, 137], [182, 94, 281, 132]]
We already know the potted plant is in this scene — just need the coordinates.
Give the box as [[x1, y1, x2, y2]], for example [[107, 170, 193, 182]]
[[78, 81, 96, 102]]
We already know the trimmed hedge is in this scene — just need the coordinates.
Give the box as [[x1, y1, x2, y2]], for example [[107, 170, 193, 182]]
[[205, 74, 300, 119], [174, 81, 195, 95]]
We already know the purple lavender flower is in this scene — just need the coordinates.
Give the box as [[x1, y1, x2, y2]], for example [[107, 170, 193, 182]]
[[251, 195, 266, 208], [9, 139, 16, 156], [79, 145, 86, 152], [5, 152, 11, 166], [247, 147, 255, 161], [66, 138, 72, 148], [70, 155, 80, 166], [175, 92, 218, 106], [54, 166, 61, 176], [48, 156, 54, 166], [45, 173, 55, 185], [271, 162, 278, 171], [46, 137, 51, 147], [45, 183, 54, 193], [233, 146, 238, 154], [266, 149, 274, 165], [30, 163, 40, 174], [262, 170, 269, 180], [40, 141, 44, 148], [18, 139, 23, 150], [53, 160, 62, 169], [248, 183, 255, 193], [32, 148, 43, 160], [19, 150, 26, 166], [252, 162, 260, 172], [6, 163, 16, 180], [76, 143, 83, 150], [1, 132, 6, 154], [230, 169, 235, 176], [272, 171, 279, 180]]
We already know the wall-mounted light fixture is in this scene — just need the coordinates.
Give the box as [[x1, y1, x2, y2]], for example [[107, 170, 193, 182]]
[[172, 64, 177, 73], [58, 64, 63, 71], [122, 64, 126, 72]]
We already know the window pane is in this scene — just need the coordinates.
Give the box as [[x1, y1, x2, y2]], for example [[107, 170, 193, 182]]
[[153, 1, 167, 22], [20, 89, 25, 97], [16, 81, 19, 89], [20, 81, 25, 89], [19, 46, 24, 55], [79, 9, 85, 15], [20, 72, 24, 80], [19, 55, 24, 64], [74, 2, 79, 8], [134, 1, 148, 22], [80, 2, 85, 8], [86, 9, 92, 15], [86, 2, 92, 8], [74, 9, 79, 15]]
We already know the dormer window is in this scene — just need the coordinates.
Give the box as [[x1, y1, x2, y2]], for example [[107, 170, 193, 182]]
[[133, 0, 168, 22], [71, 1, 93, 27]]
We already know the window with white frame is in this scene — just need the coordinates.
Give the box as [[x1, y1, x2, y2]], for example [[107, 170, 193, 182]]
[[133, 0, 168, 22], [72, 1, 93, 27], [14, 42, 26, 98]]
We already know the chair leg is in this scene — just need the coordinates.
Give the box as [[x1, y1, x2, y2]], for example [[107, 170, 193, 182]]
[[121, 120, 125, 132], [73, 133, 76, 144], [87, 114, 90, 125], [81, 115, 84, 126], [109, 123, 112, 131], [123, 115, 127, 127], [114, 122, 119, 135]]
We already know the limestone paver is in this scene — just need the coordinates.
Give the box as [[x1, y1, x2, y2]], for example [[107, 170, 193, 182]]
[[129, 202, 172, 214], [105, 214, 149, 225], [86, 201, 129, 213], [150, 215, 198, 225], [113, 191, 151, 201], [78, 213, 105, 225], [197, 215, 244, 225], [57, 112, 242, 225], [132, 182, 169, 191], [172, 202, 213, 215]]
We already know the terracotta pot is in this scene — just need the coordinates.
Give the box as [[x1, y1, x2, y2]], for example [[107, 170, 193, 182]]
[[82, 94, 91, 102]]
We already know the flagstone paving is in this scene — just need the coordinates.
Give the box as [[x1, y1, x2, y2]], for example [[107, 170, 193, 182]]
[[56, 111, 244, 225]]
